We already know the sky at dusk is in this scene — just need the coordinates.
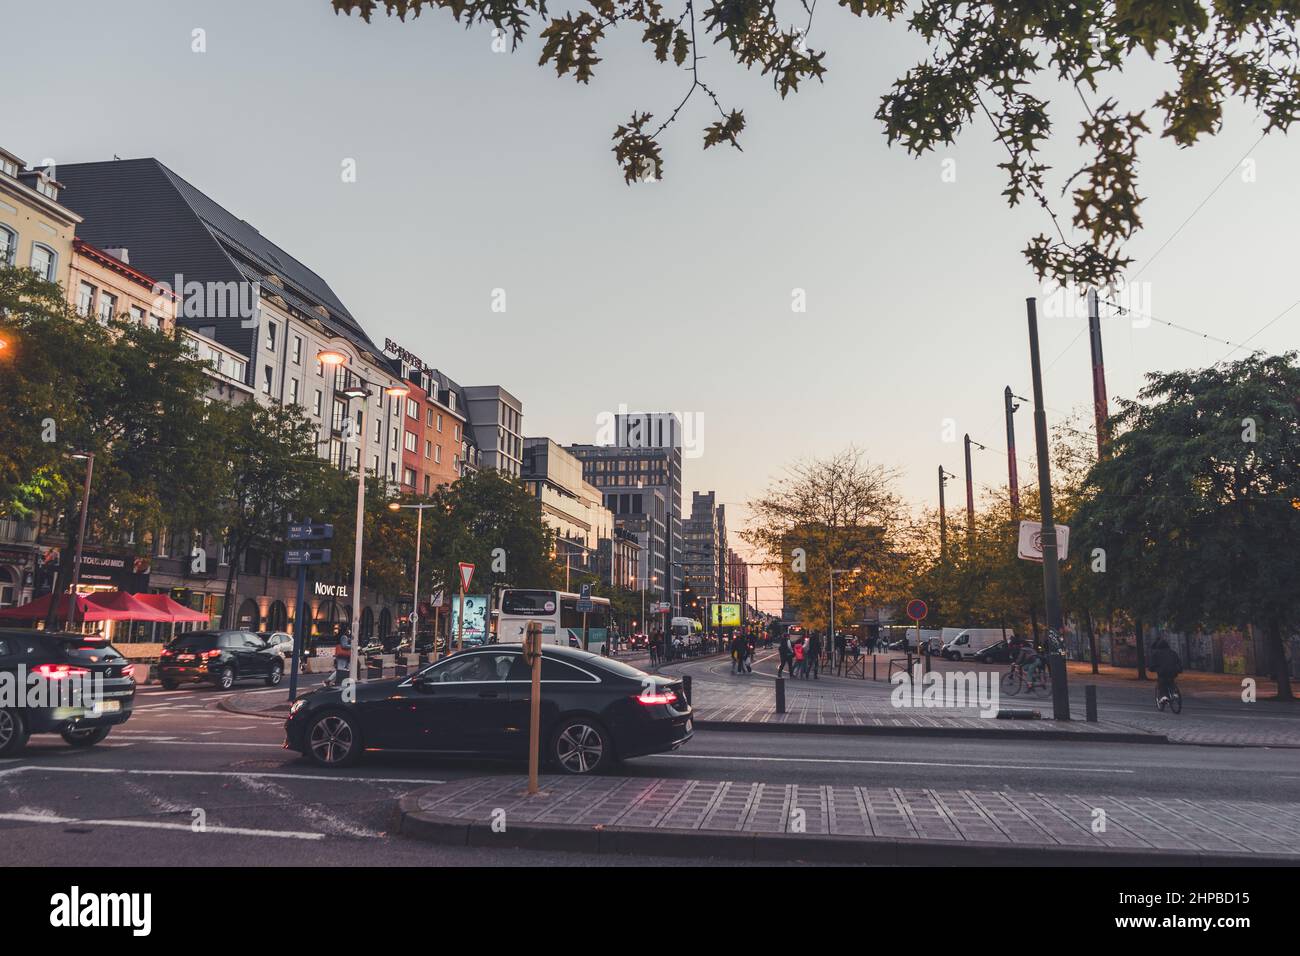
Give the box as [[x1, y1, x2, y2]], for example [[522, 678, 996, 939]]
[[8, 0, 1299, 610]]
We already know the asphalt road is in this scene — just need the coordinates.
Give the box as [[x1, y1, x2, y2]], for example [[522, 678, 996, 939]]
[[2, 670, 1297, 866]]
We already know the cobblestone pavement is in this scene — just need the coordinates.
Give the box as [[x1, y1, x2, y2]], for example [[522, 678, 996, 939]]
[[408, 775, 1300, 857]]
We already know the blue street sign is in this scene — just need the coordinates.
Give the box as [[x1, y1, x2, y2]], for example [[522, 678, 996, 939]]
[[286, 548, 331, 565], [288, 523, 334, 541], [576, 582, 594, 613]]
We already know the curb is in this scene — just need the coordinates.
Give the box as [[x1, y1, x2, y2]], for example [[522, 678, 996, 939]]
[[693, 718, 1167, 745], [393, 792, 1292, 866], [217, 697, 289, 721]]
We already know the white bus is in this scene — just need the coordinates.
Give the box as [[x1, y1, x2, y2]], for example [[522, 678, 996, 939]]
[[496, 589, 613, 652]]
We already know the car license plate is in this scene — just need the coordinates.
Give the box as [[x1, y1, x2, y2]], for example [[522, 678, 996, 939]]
[[89, 700, 121, 715]]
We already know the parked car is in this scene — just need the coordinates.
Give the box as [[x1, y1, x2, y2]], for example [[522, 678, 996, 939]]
[[941, 628, 1011, 661], [158, 630, 284, 690], [285, 644, 693, 773], [259, 630, 294, 659], [973, 640, 1014, 664], [0, 629, 136, 756]]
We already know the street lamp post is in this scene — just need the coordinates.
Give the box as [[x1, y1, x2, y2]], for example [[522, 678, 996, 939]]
[[318, 348, 408, 692], [388, 501, 436, 660], [67, 451, 95, 629], [963, 434, 986, 547]]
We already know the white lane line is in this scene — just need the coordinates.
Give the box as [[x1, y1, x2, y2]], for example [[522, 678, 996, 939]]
[[86, 737, 284, 748], [658, 753, 1136, 773], [0, 765, 444, 785], [0, 812, 326, 840]]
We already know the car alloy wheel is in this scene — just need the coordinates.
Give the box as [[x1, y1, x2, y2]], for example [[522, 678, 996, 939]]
[[554, 720, 605, 774], [218, 666, 235, 690], [309, 714, 354, 765], [0, 709, 21, 755]]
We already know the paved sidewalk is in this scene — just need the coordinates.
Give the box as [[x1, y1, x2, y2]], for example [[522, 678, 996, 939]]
[[397, 775, 1300, 864]]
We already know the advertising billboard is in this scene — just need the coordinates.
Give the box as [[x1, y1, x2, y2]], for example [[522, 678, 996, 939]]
[[451, 594, 489, 645], [711, 603, 741, 627]]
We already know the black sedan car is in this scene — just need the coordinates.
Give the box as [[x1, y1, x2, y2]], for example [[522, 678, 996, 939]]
[[158, 629, 284, 690], [974, 640, 1014, 664], [0, 629, 136, 756], [285, 644, 692, 773]]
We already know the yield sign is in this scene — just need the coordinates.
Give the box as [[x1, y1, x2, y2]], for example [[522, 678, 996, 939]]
[[458, 562, 475, 592]]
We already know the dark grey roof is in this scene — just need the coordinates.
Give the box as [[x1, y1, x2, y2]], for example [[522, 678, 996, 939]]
[[56, 157, 382, 365]]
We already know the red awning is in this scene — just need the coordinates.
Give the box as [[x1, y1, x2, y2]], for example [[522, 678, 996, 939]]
[[0, 590, 173, 622], [132, 593, 210, 623]]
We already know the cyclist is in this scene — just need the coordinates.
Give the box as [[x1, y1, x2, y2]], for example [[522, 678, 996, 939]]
[[1150, 636, 1183, 707], [1011, 634, 1044, 689]]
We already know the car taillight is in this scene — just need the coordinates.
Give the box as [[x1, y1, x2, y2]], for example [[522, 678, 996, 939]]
[[34, 663, 91, 679], [636, 689, 679, 705], [202, 649, 221, 659], [160, 649, 173, 657], [122, 664, 135, 678]]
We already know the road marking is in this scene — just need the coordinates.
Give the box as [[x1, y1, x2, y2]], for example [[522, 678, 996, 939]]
[[0, 765, 443, 785], [657, 753, 1136, 773], [0, 812, 326, 840], [78, 737, 285, 748]]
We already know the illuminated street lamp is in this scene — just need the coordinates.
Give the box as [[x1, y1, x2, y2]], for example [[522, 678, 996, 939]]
[[388, 500, 438, 658]]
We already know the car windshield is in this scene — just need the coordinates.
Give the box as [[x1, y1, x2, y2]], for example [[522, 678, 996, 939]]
[[169, 633, 219, 651], [56, 637, 124, 663]]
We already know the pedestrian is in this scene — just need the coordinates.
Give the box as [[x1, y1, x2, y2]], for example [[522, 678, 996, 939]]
[[807, 630, 822, 679], [330, 627, 353, 687], [793, 637, 806, 678], [777, 630, 794, 677], [649, 633, 661, 666], [834, 631, 846, 672], [730, 631, 745, 674]]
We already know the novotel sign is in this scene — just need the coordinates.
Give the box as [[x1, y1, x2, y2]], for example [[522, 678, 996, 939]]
[[383, 337, 430, 373], [314, 582, 349, 599]]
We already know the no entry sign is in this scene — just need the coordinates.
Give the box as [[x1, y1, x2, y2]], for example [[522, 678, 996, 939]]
[[906, 599, 928, 622]]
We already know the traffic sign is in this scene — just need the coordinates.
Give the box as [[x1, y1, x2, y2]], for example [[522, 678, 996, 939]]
[[431, 590, 444, 608], [576, 582, 594, 613], [286, 548, 331, 566], [906, 599, 928, 622], [288, 523, 333, 541], [458, 562, 475, 591], [1017, 521, 1070, 562], [409, 611, 419, 624]]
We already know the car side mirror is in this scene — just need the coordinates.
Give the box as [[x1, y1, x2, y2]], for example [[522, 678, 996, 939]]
[[414, 673, 437, 692]]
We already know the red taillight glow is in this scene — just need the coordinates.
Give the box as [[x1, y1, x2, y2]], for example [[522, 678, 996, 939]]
[[202, 649, 221, 659], [636, 690, 679, 705], [122, 664, 135, 678], [34, 663, 91, 679]]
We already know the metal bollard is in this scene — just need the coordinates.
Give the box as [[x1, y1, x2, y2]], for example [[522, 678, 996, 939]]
[[682, 674, 692, 705], [873, 654, 877, 681], [775, 676, 786, 714], [1085, 684, 1098, 722], [1049, 654, 1071, 721]]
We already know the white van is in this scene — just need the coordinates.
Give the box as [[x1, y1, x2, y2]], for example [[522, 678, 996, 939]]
[[941, 628, 1009, 660]]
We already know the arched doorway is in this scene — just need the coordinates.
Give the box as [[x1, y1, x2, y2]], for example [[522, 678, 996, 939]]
[[266, 600, 288, 631], [236, 598, 260, 630], [315, 601, 339, 642], [359, 606, 374, 640], [378, 607, 392, 639]]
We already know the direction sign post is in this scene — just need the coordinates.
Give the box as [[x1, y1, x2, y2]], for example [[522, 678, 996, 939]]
[[456, 563, 474, 654], [524, 621, 543, 795], [285, 524, 334, 703], [578, 583, 592, 652], [906, 599, 928, 672]]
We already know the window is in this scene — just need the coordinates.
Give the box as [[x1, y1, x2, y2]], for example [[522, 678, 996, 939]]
[[0, 225, 15, 266], [30, 243, 56, 281], [97, 292, 117, 324], [316, 359, 323, 376], [129, 305, 146, 325], [76, 282, 96, 316], [265, 320, 277, 352], [403, 467, 416, 487], [426, 408, 434, 427], [454, 424, 460, 441], [373, 419, 382, 443], [424, 440, 431, 459], [422, 652, 517, 683], [228, 356, 246, 380], [406, 398, 419, 420], [262, 365, 273, 395], [423, 474, 431, 495], [148, 313, 164, 330], [288, 378, 300, 404], [435, 444, 442, 464], [404, 430, 418, 453], [437, 413, 443, 432], [390, 427, 398, 452], [371, 454, 380, 474], [291, 334, 302, 364], [312, 389, 323, 416]]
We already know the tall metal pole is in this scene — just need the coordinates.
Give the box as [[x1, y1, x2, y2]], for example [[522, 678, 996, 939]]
[[411, 505, 423, 655], [1087, 288, 1110, 457], [1027, 298, 1069, 720], [938, 466, 949, 559], [1004, 387, 1021, 514], [68, 452, 95, 629], [963, 434, 975, 546], [348, 427, 365, 692]]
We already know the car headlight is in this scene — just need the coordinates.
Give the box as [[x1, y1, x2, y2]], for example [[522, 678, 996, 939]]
[[288, 699, 306, 717]]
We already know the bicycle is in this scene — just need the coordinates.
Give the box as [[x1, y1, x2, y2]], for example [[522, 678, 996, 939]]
[[1156, 679, 1182, 714], [1001, 657, 1051, 698], [1000, 663, 1025, 697]]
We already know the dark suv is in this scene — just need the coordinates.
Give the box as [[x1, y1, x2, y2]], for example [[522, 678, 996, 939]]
[[0, 629, 137, 756], [158, 630, 284, 690]]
